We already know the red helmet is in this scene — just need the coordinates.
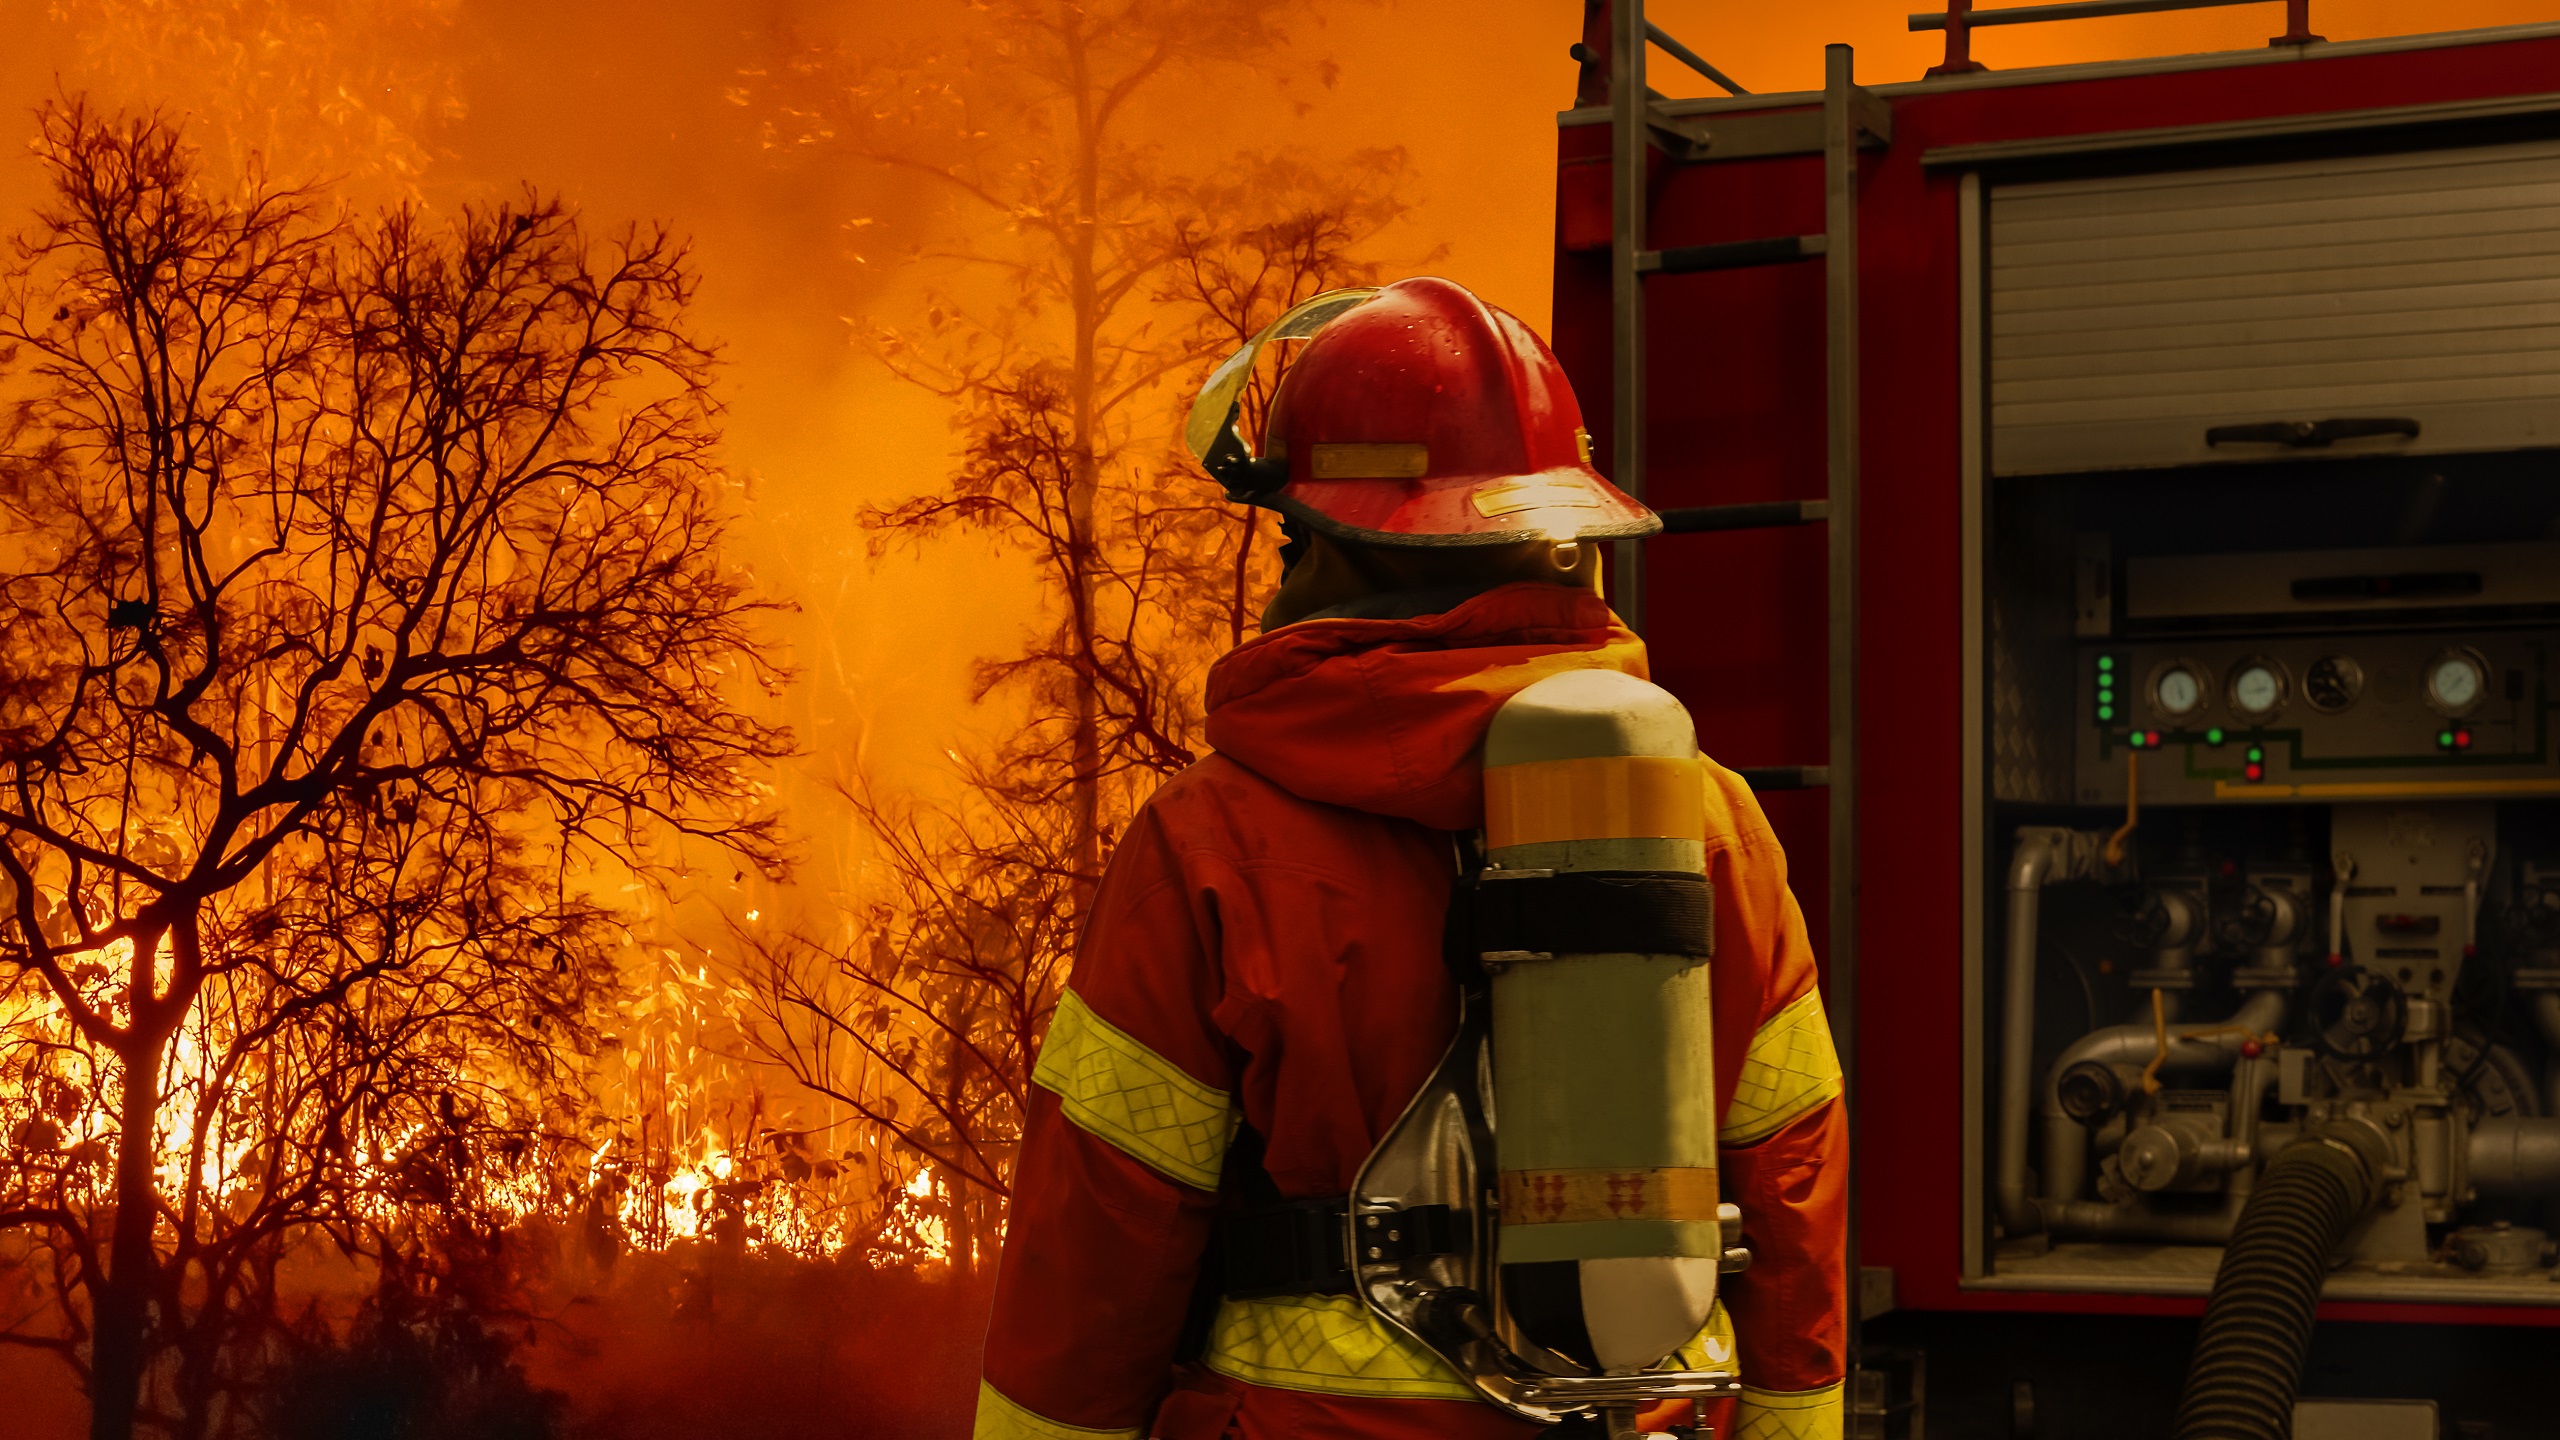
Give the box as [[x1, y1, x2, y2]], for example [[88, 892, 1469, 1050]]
[[1184, 277, 1657, 547]]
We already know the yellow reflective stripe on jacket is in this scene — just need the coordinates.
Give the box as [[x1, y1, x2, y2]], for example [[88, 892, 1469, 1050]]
[[1202, 1294, 1479, 1401], [1720, 988, 1844, 1146], [973, 1380, 1140, 1440], [1032, 989, 1236, 1191], [1738, 1381, 1846, 1440], [1668, 1297, 1739, 1375]]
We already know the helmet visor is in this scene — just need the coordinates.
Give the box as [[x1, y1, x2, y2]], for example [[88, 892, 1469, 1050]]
[[1182, 287, 1381, 468]]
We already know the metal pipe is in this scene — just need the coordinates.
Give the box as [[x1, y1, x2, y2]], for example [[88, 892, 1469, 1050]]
[[2531, 991, 2560, 1118], [2470, 1116, 2560, 1197], [1910, 0, 2281, 30], [2228, 1051, 2271, 1200], [1822, 43, 1867, 1380], [1643, 21, 1749, 95], [1998, 830, 2063, 1234], [2037, 989, 2289, 1204], [2043, 1196, 2240, 1244], [1608, 0, 1647, 632]]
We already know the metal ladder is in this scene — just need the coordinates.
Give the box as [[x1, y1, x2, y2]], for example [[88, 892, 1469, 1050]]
[[1591, 0, 1892, 1404]]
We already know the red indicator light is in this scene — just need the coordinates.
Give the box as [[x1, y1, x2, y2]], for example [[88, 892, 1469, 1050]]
[[2146, 731, 2161, 747], [2455, 729, 2473, 749], [2240, 1040, 2262, 1059], [2244, 763, 2264, 782]]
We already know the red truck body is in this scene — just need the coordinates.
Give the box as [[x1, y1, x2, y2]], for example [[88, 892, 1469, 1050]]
[[1549, 21, 2560, 1332]]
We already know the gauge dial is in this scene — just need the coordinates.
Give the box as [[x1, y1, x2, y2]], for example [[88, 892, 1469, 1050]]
[[2425, 648, 2489, 717], [2151, 663, 2205, 718], [2228, 658, 2288, 719], [2305, 655, 2363, 714]]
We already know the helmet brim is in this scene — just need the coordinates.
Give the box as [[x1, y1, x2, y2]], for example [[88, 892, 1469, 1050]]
[[1259, 465, 1662, 548]]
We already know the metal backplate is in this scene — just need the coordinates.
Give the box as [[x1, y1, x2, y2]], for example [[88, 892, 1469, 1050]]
[[1347, 990, 1741, 1421]]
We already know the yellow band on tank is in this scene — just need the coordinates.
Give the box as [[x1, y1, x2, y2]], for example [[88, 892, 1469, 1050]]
[[1484, 754, 1706, 848], [1499, 1165, 1722, 1225]]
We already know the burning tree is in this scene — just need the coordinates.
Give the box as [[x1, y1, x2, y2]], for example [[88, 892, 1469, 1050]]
[[738, 0, 1416, 1257], [0, 105, 789, 1439]]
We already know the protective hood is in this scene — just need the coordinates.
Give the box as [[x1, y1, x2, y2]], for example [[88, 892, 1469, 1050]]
[[1203, 582, 1648, 831]]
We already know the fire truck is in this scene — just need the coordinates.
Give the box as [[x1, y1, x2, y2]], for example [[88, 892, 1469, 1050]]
[[1551, 3, 2560, 1434]]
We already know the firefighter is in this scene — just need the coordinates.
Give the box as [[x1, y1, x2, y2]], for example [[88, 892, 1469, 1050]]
[[974, 277, 1846, 1440]]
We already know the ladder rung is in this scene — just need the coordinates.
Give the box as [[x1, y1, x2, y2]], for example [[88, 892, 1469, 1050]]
[[1655, 499, 1831, 534], [1738, 765, 1831, 791], [1637, 234, 1828, 276]]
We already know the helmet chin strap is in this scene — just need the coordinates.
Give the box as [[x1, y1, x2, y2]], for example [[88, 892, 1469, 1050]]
[[1276, 517, 1309, 574], [1200, 401, 1289, 501]]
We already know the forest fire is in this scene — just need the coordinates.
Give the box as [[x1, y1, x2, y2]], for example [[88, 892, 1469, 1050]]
[[3, 1, 2544, 1438], [0, 0, 1395, 1428]]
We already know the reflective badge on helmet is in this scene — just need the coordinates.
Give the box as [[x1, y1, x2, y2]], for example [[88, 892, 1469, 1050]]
[[1309, 442, 1429, 479], [1472, 479, 1602, 518]]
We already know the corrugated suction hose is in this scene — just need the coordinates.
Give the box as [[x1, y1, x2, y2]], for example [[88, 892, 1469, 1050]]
[[2171, 1130, 2383, 1440]]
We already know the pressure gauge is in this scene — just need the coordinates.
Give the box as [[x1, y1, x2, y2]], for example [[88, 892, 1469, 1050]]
[[2227, 657, 2288, 720], [2425, 647, 2490, 717], [2304, 655, 2363, 714], [2149, 661, 2208, 719]]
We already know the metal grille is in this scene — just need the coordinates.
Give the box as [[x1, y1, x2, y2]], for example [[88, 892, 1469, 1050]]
[[1989, 137, 2560, 475]]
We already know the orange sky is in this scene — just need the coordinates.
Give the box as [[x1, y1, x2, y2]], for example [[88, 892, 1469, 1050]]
[[0, 0, 2552, 904]]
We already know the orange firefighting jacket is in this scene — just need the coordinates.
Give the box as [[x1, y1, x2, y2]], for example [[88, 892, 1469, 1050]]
[[976, 583, 1847, 1440]]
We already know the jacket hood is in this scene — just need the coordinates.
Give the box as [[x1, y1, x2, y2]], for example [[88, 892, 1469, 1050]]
[[1203, 583, 1648, 831]]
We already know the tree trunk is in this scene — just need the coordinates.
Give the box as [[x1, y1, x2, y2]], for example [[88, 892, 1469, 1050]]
[[1064, 17, 1106, 913], [90, 1035, 164, 1440]]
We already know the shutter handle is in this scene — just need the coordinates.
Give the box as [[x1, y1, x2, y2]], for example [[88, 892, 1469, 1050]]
[[2205, 417, 2421, 448]]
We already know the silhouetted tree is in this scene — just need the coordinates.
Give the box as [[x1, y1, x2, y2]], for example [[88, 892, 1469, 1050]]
[[0, 104, 788, 1440], [741, 9, 1417, 1238]]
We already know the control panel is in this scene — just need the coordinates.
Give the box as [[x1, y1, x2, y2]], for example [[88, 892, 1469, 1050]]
[[2072, 630, 2560, 804]]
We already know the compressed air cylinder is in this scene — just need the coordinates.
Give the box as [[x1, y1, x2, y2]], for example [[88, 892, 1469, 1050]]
[[1482, 668, 1718, 1374]]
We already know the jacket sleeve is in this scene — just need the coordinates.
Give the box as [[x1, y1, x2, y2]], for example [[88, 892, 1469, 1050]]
[[977, 810, 1235, 1440], [1702, 767, 1849, 1440]]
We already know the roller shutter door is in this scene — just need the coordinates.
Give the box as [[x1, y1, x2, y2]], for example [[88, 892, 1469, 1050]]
[[1989, 137, 2560, 476]]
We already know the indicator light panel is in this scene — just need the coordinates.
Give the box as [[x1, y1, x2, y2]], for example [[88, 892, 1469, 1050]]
[[2092, 652, 2128, 726]]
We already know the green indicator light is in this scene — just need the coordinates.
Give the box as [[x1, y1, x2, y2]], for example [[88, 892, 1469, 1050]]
[[2128, 731, 2144, 748], [2098, 689, 2114, 706], [2246, 746, 2264, 763], [2439, 731, 2455, 747], [2206, 728, 2225, 745], [2097, 655, 2115, 672], [2098, 707, 2114, 721]]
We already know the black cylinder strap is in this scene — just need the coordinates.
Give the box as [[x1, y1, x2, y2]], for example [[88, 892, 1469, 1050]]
[[1472, 870, 1714, 959]]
